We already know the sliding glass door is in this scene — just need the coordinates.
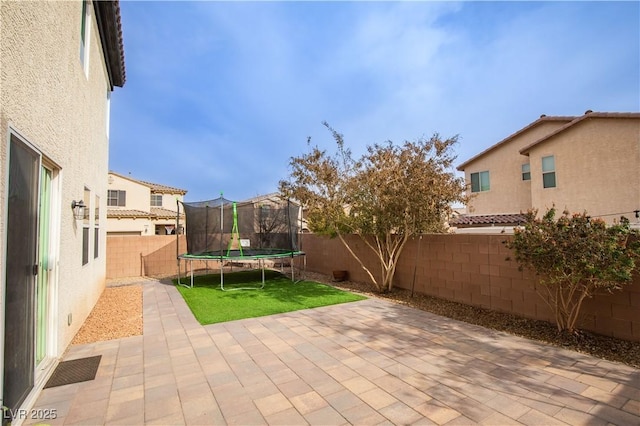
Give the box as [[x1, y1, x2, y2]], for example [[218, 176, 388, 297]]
[[3, 134, 39, 411]]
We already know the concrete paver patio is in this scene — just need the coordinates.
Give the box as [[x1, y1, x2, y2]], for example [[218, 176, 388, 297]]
[[26, 278, 640, 425]]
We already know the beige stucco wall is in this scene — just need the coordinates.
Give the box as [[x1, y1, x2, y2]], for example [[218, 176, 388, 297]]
[[106, 173, 185, 235], [106, 217, 154, 236], [108, 173, 151, 212], [527, 117, 640, 222], [462, 121, 570, 214], [156, 192, 183, 211], [1, 1, 113, 355]]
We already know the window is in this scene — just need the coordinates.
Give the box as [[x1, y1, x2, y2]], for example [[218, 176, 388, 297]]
[[94, 229, 99, 259], [150, 194, 163, 207], [79, 1, 91, 76], [83, 187, 91, 222], [94, 195, 99, 259], [107, 190, 126, 206], [471, 171, 490, 193], [521, 163, 531, 181], [82, 228, 90, 265], [80, 1, 86, 60], [542, 156, 556, 188], [82, 187, 90, 265]]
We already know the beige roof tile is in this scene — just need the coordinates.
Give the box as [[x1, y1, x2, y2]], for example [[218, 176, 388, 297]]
[[109, 171, 187, 195], [450, 213, 528, 227]]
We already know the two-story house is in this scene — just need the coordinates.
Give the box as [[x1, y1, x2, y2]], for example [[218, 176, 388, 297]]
[[1, 0, 125, 416], [107, 171, 187, 236], [455, 111, 640, 230], [242, 192, 309, 233]]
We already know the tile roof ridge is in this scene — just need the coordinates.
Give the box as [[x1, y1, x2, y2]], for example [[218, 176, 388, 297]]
[[108, 171, 187, 194]]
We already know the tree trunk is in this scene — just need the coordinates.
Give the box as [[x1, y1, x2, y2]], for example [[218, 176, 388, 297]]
[[336, 233, 381, 291]]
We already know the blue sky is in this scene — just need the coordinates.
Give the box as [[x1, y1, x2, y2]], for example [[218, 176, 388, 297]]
[[110, 1, 640, 202]]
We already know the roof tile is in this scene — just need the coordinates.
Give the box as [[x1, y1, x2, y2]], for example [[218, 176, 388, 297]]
[[450, 213, 528, 227], [109, 171, 187, 194]]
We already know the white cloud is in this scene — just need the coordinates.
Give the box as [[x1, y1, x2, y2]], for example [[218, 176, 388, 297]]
[[111, 1, 639, 201]]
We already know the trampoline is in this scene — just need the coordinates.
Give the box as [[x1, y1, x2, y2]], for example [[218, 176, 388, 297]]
[[176, 195, 305, 290]]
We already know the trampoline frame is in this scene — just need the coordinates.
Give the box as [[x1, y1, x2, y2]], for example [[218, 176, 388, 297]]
[[177, 251, 306, 290], [175, 195, 306, 291]]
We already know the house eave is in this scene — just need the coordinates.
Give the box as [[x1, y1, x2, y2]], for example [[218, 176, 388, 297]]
[[94, 0, 126, 89], [109, 171, 188, 195], [519, 111, 640, 155], [456, 115, 575, 171]]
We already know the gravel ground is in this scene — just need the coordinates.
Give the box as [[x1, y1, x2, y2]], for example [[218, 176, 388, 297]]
[[71, 283, 143, 345], [72, 272, 639, 369]]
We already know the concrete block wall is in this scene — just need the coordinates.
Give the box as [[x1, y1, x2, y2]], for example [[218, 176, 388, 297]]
[[105, 233, 640, 341], [106, 235, 215, 279], [302, 233, 640, 342]]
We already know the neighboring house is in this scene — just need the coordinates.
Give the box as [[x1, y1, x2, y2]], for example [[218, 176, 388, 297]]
[[242, 193, 309, 233], [454, 111, 640, 231], [107, 171, 187, 236], [1, 0, 125, 416]]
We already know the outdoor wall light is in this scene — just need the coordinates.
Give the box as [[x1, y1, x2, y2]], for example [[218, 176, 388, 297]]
[[71, 200, 86, 220]]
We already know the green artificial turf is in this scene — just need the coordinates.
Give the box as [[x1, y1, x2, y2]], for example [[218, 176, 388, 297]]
[[174, 270, 367, 325]]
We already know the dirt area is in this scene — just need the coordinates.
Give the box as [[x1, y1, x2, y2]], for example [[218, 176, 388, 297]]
[[72, 272, 639, 369]]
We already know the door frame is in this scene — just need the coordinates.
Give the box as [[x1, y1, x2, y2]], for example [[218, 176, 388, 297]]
[[34, 158, 60, 380], [0, 127, 60, 414]]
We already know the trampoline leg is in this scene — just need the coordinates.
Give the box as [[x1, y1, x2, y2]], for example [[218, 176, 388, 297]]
[[177, 258, 182, 286], [190, 259, 194, 288], [220, 260, 224, 291]]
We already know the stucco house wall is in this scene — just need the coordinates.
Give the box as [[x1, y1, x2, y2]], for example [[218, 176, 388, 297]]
[[107, 217, 156, 236], [1, 0, 124, 414], [108, 173, 152, 212], [457, 112, 640, 225], [459, 117, 572, 215], [525, 116, 640, 220], [158, 192, 182, 210], [107, 172, 186, 236]]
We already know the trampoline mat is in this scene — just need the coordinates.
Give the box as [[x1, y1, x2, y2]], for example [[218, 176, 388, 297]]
[[44, 355, 101, 388]]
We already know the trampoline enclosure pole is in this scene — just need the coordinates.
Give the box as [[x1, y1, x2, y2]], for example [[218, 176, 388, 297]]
[[176, 199, 180, 278], [205, 205, 209, 255], [220, 194, 224, 290], [287, 199, 293, 253]]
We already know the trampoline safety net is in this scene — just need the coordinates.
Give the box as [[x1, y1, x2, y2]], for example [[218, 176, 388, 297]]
[[179, 196, 302, 258]]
